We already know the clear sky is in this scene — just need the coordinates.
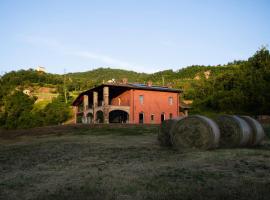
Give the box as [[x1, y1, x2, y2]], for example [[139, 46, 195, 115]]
[[0, 0, 269, 74]]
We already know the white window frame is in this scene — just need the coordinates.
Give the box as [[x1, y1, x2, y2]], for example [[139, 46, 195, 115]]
[[139, 95, 144, 105], [169, 97, 173, 105]]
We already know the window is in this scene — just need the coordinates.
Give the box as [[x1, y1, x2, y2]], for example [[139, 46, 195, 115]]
[[139, 95, 144, 104], [169, 113, 173, 119], [161, 113, 165, 122], [168, 97, 173, 105], [151, 114, 154, 122]]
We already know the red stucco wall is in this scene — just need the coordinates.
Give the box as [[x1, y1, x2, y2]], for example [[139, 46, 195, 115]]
[[131, 89, 179, 124], [110, 89, 179, 124], [110, 90, 131, 107]]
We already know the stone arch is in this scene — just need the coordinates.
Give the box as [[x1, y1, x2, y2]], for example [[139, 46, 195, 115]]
[[109, 110, 129, 123], [76, 113, 83, 124], [109, 106, 130, 114], [96, 110, 104, 123], [95, 106, 103, 113], [86, 112, 94, 124]]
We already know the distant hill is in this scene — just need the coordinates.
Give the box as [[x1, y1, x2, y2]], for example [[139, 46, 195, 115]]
[[64, 65, 237, 99], [66, 68, 149, 91], [67, 65, 236, 85], [68, 68, 148, 82], [0, 64, 238, 105]]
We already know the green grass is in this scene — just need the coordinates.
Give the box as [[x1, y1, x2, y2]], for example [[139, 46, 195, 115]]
[[0, 125, 270, 200], [33, 99, 51, 110], [33, 92, 58, 101]]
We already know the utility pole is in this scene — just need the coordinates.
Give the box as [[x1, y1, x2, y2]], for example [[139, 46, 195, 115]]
[[162, 76, 165, 86], [64, 69, 67, 104]]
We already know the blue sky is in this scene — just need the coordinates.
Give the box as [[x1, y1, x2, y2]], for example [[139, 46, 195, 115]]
[[0, 0, 269, 74]]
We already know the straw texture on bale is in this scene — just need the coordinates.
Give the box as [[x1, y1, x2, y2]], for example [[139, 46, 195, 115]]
[[239, 116, 265, 146], [215, 115, 252, 148], [170, 115, 220, 150], [158, 117, 185, 146]]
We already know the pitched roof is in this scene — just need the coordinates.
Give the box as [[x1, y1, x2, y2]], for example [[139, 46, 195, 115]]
[[110, 83, 181, 92], [72, 83, 182, 106]]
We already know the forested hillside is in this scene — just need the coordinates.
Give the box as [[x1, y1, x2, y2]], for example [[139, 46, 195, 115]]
[[192, 48, 270, 115], [0, 47, 269, 129], [66, 65, 236, 99], [67, 68, 148, 91]]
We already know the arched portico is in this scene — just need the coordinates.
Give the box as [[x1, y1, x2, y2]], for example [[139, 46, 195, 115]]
[[109, 110, 129, 123]]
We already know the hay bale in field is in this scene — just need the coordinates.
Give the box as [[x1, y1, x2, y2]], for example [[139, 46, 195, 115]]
[[215, 115, 252, 148], [158, 117, 185, 146], [239, 116, 265, 146], [170, 115, 220, 150]]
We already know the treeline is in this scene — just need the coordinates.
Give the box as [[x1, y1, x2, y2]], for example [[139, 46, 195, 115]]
[[66, 68, 149, 91], [0, 69, 63, 107], [1, 69, 63, 85], [67, 66, 235, 90], [0, 69, 73, 129], [0, 91, 72, 129], [192, 47, 270, 115]]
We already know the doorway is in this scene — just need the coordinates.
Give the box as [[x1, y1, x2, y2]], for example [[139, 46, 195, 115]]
[[139, 113, 144, 124], [161, 113, 165, 122]]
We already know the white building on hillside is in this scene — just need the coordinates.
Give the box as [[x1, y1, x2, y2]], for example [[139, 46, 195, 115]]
[[36, 66, 46, 73]]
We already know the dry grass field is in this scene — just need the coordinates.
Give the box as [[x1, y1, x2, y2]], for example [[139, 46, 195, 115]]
[[1, 124, 270, 200]]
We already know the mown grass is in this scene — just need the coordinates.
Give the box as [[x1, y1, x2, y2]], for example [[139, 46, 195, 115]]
[[0, 124, 159, 139], [263, 123, 270, 138], [75, 125, 159, 136], [0, 125, 270, 200]]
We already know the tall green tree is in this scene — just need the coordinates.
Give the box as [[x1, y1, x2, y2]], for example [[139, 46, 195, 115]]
[[2, 91, 36, 129], [42, 94, 72, 125]]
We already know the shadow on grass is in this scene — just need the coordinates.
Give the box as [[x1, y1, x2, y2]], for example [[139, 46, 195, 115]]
[[74, 125, 159, 136]]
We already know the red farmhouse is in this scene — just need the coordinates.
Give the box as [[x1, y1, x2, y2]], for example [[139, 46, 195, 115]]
[[72, 81, 183, 124]]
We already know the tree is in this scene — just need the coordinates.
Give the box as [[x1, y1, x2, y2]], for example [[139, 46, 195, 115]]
[[42, 94, 72, 125], [2, 91, 36, 129]]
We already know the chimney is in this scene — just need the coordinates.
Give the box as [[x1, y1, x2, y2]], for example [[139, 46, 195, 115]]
[[147, 81, 153, 87], [122, 78, 128, 84]]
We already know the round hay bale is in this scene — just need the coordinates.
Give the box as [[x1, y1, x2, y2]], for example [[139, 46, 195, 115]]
[[215, 115, 252, 148], [239, 116, 265, 146], [158, 117, 186, 146], [170, 115, 220, 150]]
